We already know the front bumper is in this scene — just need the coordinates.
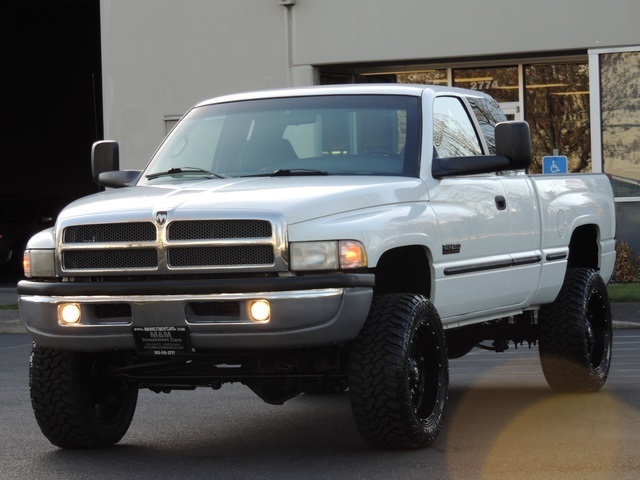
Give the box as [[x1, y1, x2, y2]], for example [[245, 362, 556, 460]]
[[18, 274, 374, 352]]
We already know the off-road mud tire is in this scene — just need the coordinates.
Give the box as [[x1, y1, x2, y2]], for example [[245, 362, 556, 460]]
[[349, 294, 448, 449], [538, 268, 612, 392], [29, 345, 138, 449]]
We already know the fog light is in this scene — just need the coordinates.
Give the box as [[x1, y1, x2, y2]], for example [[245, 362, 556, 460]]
[[59, 304, 81, 325], [249, 300, 270, 323]]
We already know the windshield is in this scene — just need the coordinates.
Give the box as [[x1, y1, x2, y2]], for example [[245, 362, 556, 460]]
[[140, 95, 420, 183]]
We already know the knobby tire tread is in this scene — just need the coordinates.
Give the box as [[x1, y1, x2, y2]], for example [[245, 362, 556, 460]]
[[29, 345, 137, 449], [538, 268, 612, 392], [349, 294, 448, 449]]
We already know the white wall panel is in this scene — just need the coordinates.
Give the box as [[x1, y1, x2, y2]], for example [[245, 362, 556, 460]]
[[293, 0, 640, 65], [100, 0, 640, 170], [101, 0, 290, 168]]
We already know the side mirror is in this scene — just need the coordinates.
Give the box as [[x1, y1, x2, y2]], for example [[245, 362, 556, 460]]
[[91, 140, 141, 188], [91, 140, 119, 184], [495, 121, 531, 170], [431, 154, 511, 178]]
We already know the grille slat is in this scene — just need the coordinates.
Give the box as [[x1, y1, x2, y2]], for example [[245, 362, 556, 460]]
[[63, 249, 158, 270], [168, 220, 272, 240], [168, 246, 274, 267], [63, 223, 156, 243]]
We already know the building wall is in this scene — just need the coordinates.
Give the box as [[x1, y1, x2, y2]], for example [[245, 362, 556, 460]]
[[293, 0, 640, 65], [100, 0, 640, 170], [100, 0, 292, 167]]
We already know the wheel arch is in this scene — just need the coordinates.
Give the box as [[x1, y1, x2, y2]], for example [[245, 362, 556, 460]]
[[373, 245, 432, 297], [568, 224, 599, 270]]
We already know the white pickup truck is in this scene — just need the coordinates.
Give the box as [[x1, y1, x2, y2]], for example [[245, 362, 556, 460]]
[[19, 84, 616, 450]]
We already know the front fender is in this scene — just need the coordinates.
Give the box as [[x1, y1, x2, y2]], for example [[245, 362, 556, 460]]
[[287, 203, 439, 267], [26, 227, 56, 250]]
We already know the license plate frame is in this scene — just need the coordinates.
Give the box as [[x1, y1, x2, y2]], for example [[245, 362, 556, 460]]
[[132, 326, 191, 356]]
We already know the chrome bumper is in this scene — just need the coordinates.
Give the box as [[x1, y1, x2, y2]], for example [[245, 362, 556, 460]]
[[18, 275, 374, 352]]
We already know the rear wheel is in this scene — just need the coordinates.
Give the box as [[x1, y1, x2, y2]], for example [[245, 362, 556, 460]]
[[538, 268, 612, 392], [349, 294, 448, 449], [29, 345, 138, 448]]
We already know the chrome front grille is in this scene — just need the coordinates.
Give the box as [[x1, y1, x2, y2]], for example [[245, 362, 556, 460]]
[[59, 215, 285, 275], [167, 245, 275, 267], [63, 222, 156, 243], [167, 220, 272, 240], [63, 249, 158, 270]]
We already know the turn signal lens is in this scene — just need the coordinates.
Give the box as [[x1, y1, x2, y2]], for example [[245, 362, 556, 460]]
[[23, 249, 55, 278], [23, 252, 31, 278], [339, 240, 367, 269]]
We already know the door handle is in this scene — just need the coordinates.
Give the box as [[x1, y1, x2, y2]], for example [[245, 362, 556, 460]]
[[495, 195, 507, 210]]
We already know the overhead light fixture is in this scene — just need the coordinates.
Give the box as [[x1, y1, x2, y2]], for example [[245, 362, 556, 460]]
[[526, 83, 570, 89], [453, 77, 494, 83], [550, 91, 589, 96]]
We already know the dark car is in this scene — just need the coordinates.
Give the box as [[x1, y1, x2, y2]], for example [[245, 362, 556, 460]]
[[0, 197, 68, 272]]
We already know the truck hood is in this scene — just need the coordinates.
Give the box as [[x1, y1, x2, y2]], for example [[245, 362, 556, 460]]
[[58, 177, 427, 226]]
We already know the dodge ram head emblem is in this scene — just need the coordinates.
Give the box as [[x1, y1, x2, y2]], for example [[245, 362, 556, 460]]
[[155, 211, 168, 224]]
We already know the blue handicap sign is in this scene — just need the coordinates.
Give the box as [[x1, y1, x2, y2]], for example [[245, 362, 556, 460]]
[[542, 156, 568, 174]]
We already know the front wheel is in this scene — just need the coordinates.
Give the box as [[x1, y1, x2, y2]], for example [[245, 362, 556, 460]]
[[538, 268, 612, 392], [349, 294, 448, 449], [29, 345, 138, 449]]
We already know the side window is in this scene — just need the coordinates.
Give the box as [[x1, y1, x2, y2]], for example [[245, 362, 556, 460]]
[[467, 96, 507, 154], [433, 97, 482, 157]]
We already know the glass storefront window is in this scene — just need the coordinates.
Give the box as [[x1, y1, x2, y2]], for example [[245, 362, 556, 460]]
[[319, 60, 594, 175], [524, 63, 590, 174], [452, 66, 519, 103], [600, 51, 640, 197], [396, 69, 448, 86], [615, 202, 640, 254]]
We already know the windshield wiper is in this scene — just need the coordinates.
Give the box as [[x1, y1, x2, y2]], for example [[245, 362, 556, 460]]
[[145, 167, 228, 180], [272, 169, 329, 176], [242, 168, 330, 178]]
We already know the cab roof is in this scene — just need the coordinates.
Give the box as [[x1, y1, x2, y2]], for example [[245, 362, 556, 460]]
[[194, 83, 494, 107]]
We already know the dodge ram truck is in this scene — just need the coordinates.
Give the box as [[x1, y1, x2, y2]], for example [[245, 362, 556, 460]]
[[19, 84, 616, 450]]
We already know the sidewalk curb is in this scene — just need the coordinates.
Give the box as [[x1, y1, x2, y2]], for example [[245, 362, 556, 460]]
[[0, 318, 27, 334]]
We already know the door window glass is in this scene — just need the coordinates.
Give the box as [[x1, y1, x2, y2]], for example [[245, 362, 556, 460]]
[[466, 96, 507, 154], [433, 97, 482, 157]]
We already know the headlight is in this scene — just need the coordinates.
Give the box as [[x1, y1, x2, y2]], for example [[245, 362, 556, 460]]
[[23, 249, 56, 278], [290, 240, 367, 271]]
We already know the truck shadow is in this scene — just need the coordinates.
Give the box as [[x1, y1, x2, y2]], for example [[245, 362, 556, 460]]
[[36, 384, 638, 479]]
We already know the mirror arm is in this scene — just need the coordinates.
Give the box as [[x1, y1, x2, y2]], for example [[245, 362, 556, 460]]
[[432, 155, 511, 179], [98, 170, 141, 188]]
